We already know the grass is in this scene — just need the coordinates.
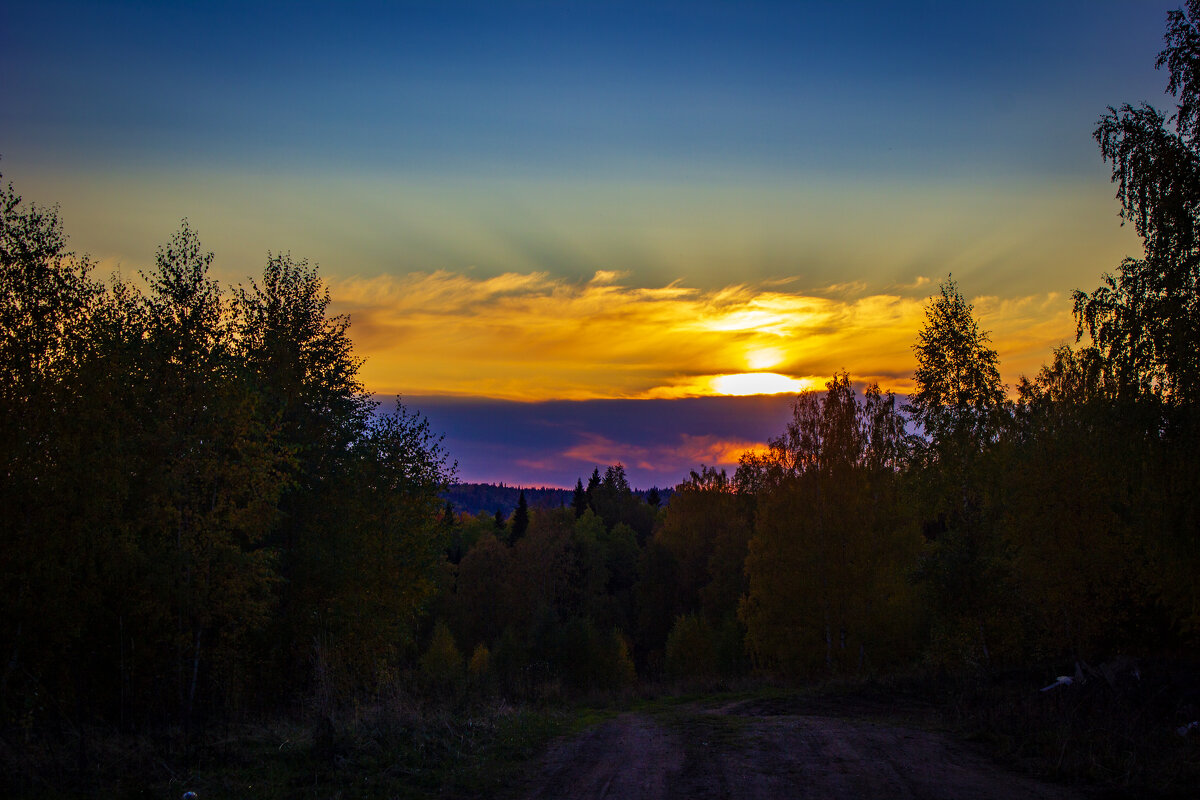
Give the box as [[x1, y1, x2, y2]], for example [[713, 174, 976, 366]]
[[191, 704, 574, 800], [2, 699, 578, 799], [940, 668, 1200, 799], [8, 670, 1197, 798]]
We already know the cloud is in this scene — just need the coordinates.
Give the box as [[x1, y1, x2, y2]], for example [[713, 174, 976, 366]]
[[891, 275, 931, 292], [589, 269, 627, 285], [563, 432, 772, 477], [403, 395, 798, 488], [334, 271, 1077, 401]]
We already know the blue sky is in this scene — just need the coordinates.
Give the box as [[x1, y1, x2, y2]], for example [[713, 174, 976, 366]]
[[0, 1, 1181, 486], [4, 1, 1168, 178]]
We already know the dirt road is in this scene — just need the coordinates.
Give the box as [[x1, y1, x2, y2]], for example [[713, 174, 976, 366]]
[[526, 696, 1080, 800]]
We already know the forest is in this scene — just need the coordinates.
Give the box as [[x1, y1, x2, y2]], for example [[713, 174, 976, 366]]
[[4, 6, 1200, 797]]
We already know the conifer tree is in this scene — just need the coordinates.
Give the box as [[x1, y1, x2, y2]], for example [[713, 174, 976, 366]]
[[586, 468, 602, 512], [511, 490, 530, 541], [572, 478, 588, 518]]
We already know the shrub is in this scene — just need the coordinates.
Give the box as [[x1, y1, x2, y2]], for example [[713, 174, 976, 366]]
[[665, 614, 717, 678], [420, 620, 464, 692], [468, 643, 491, 680]]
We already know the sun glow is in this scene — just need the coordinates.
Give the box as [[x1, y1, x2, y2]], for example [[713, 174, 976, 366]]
[[331, 270, 1074, 401], [710, 373, 812, 396], [746, 347, 785, 370]]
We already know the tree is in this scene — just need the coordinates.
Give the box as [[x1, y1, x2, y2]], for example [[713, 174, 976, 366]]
[[232, 252, 378, 698], [590, 463, 656, 541], [511, 490, 530, 541], [0, 175, 461, 733], [234, 251, 372, 468], [656, 466, 751, 624], [634, 538, 681, 675], [741, 374, 919, 675], [1004, 347, 1150, 659], [1076, 1, 1200, 405], [908, 277, 1004, 442], [585, 468, 602, 512], [664, 614, 718, 678], [419, 620, 464, 693], [0, 173, 97, 402], [448, 532, 513, 652], [333, 404, 452, 675], [906, 280, 1015, 669], [572, 478, 588, 518], [130, 222, 291, 724], [1072, 2, 1200, 640], [0, 173, 108, 722]]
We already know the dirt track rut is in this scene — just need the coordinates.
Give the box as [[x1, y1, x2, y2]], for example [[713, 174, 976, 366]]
[[525, 700, 1080, 800]]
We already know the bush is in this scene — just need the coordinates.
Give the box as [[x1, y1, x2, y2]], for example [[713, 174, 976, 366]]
[[468, 643, 491, 680], [420, 621, 464, 692], [665, 614, 718, 678]]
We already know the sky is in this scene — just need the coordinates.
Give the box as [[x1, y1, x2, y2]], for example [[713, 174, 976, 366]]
[[0, 0, 1180, 487]]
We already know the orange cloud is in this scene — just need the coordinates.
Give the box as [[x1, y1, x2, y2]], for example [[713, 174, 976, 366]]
[[329, 271, 1076, 401], [560, 432, 772, 476]]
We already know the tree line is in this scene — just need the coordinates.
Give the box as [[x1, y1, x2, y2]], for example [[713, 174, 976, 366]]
[[1, 198, 452, 731], [424, 3, 1200, 688], [4, 0, 1200, 735]]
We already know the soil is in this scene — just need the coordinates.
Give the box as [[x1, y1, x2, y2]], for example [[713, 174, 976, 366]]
[[523, 696, 1082, 800]]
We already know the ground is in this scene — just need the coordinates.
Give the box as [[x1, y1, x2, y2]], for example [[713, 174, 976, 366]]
[[522, 695, 1081, 800]]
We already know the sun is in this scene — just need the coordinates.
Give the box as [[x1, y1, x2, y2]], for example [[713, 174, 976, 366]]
[[746, 347, 785, 370], [710, 373, 810, 396]]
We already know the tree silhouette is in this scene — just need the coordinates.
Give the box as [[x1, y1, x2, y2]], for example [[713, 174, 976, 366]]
[[0, 178, 455, 728], [908, 277, 1004, 443], [906, 279, 1013, 668], [741, 374, 918, 674], [1078, 0, 1200, 405], [1073, 2, 1200, 637], [572, 478, 588, 518], [585, 467, 602, 513], [511, 490, 530, 541]]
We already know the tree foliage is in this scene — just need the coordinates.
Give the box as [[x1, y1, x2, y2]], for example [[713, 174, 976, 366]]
[[909, 277, 1004, 442], [1077, 0, 1200, 405], [10, 10, 1200, 735], [740, 374, 919, 675], [0, 177, 451, 729], [1071, 1, 1200, 637]]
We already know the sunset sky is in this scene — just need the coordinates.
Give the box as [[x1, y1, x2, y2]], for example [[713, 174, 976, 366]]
[[1, 1, 1176, 487]]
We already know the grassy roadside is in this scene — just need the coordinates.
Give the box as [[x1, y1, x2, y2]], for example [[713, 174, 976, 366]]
[[3, 701, 576, 799], [940, 671, 1200, 799], [7, 673, 1197, 798]]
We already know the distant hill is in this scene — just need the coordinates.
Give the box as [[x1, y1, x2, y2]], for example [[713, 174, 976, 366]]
[[442, 482, 671, 518], [442, 483, 571, 518]]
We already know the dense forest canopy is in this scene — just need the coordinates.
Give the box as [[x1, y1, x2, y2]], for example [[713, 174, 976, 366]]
[[2, 4, 1200, 760], [439, 482, 670, 519], [0, 193, 454, 727]]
